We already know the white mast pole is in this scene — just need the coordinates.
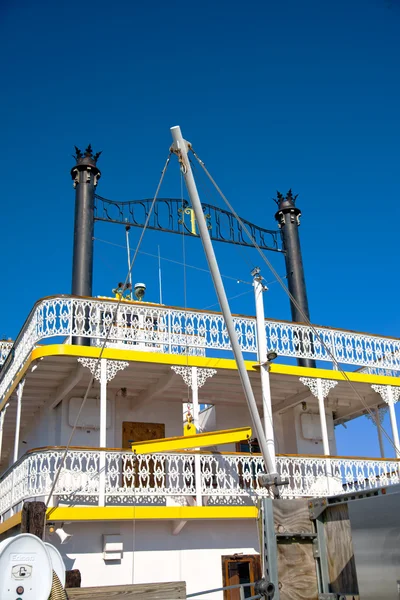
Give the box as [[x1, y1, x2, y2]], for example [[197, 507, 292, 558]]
[[158, 245, 163, 304], [125, 225, 133, 290], [252, 268, 276, 472], [0, 403, 9, 464], [170, 125, 277, 477]]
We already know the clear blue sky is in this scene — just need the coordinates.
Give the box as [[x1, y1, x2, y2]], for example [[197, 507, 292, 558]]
[[1, 0, 400, 457]]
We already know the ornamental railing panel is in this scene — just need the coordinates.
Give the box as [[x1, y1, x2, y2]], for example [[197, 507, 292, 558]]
[[0, 341, 13, 367], [1, 449, 399, 518], [1, 294, 400, 402]]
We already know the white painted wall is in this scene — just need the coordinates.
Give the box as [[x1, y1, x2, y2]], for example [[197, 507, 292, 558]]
[[11, 402, 61, 466], [213, 404, 287, 454], [280, 405, 337, 455], [46, 519, 260, 598]]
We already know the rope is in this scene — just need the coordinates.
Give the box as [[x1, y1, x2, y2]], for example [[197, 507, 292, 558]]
[[49, 570, 68, 599], [190, 147, 399, 456], [45, 153, 172, 518]]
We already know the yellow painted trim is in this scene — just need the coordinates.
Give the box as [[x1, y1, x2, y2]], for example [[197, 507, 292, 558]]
[[46, 506, 258, 522], [269, 363, 400, 386], [31, 344, 247, 371], [131, 427, 252, 454], [2, 343, 400, 412], [0, 511, 22, 535], [0, 345, 248, 412]]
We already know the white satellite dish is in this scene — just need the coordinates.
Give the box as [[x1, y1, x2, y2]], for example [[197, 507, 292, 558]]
[[0, 534, 52, 600], [44, 542, 66, 587]]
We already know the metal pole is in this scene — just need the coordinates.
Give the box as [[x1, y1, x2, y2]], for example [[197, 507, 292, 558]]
[[316, 379, 330, 456], [170, 125, 276, 477], [126, 226, 133, 290], [191, 366, 203, 506], [275, 192, 315, 368], [316, 378, 331, 494], [262, 498, 280, 599], [252, 269, 276, 472], [158, 245, 163, 304], [99, 358, 107, 506], [13, 381, 25, 463], [374, 406, 385, 458], [0, 403, 9, 464], [387, 387, 400, 460], [71, 146, 101, 345]]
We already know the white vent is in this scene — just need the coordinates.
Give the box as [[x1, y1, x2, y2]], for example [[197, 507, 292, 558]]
[[103, 535, 123, 561]]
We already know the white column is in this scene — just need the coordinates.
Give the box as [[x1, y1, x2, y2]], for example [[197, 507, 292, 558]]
[[191, 367, 202, 506], [191, 366, 200, 430], [316, 379, 330, 456], [0, 403, 9, 464], [300, 377, 338, 495], [98, 359, 107, 507], [13, 380, 25, 463], [300, 378, 337, 457], [100, 359, 107, 447], [252, 269, 276, 472], [388, 401, 400, 459], [171, 366, 216, 507], [372, 385, 400, 460], [371, 406, 385, 458], [78, 358, 129, 507]]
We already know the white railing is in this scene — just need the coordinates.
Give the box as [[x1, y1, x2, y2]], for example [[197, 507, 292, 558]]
[[358, 366, 400, 378], [1, 449, 399, 519], [0, 341, 13, 368], [1, 295, 400, 402]]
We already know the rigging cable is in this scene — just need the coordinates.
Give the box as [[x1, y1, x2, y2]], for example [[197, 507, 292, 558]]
[[45, 152, 172, 517], [93, 237, 253, 286], [180, 170, 191, 409], [190, 146, 400, 455]]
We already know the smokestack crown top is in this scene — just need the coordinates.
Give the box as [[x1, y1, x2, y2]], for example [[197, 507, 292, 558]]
[[72, 144, 102, 169], [274, 189, 301, 220]]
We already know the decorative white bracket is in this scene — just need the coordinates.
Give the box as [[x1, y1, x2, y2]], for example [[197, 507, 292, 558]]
[[78, 358, 129, 382], [366, 406, 388, 425], [371, 384, 400, 460], [171, 366, 217, 389], [371, 384, 400, 406], [300, 377, 338, 399]]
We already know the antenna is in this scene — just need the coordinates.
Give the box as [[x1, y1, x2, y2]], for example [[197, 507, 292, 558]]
[[125, 224, 133, 290], [158, 245, 163, 304]]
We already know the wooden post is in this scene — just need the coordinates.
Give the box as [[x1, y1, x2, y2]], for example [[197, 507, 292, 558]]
[[66, 570, 82, 588], [20, 501, 46, 539], [273, 498, 360, 600]]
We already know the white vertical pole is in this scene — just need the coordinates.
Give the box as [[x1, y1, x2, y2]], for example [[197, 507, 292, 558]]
[[316, 378, 331, 494], [191, 366, 202, 506], [316, 379, 330, 456], [387, 387, 400, 460], [170, 125, 276, 477], [100, 359, 107, 448], [125, 226, 133, 290], [0, 404, 8, 464], [158, 245, 163, 305], [99, 358, 107, 506], [13, 381, 25, 464], [253, 270, 276, 472], [191, 366, 200, 431], [374, 406, 385, 458]]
